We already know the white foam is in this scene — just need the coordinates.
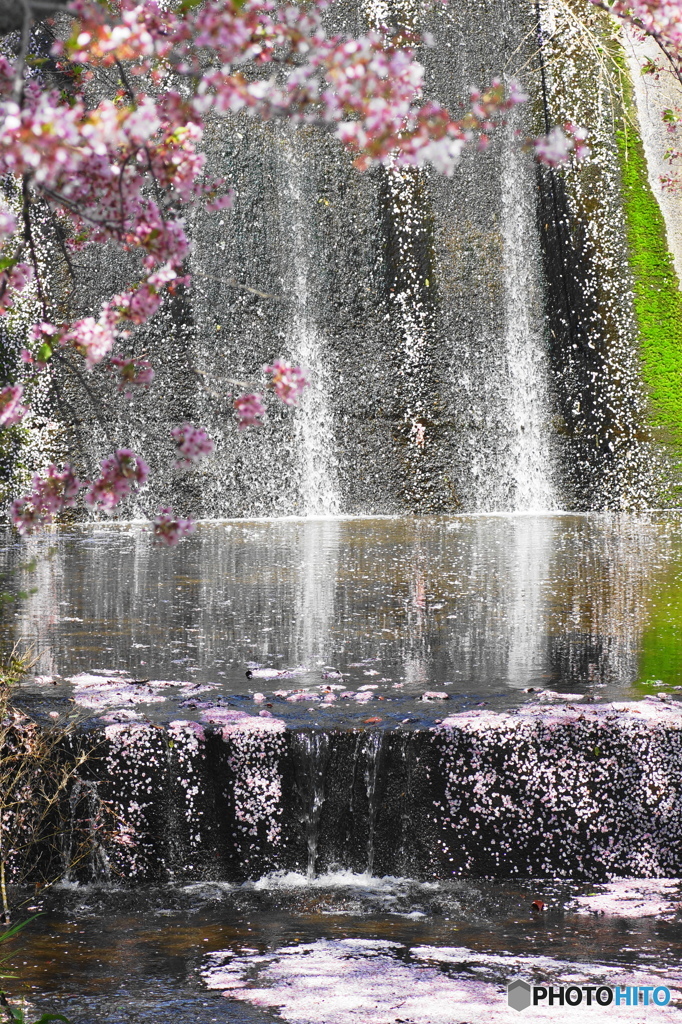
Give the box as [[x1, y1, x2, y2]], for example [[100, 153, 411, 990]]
[[241, 870, 432, 893]]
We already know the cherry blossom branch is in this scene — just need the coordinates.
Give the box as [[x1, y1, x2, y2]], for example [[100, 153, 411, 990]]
[[12, 0, 34, 101], [591, 0, 682, 88], [0, 0, 591, 543]]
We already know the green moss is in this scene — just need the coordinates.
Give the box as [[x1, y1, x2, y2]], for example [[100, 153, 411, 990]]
[[616, 63, 682, 492]]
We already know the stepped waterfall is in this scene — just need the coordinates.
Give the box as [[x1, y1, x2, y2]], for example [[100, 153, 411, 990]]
[[5, 0, 682, 1021]]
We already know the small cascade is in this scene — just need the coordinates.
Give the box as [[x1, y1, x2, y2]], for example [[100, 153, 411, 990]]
[[293, 731, 331, 879], [362, 731, 385, 875], [61, 778, 112, 883]]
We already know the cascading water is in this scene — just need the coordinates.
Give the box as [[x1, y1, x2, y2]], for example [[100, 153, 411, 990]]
[[500, 130, 558, 512], [293, 731, 331, 880], [60, 778, 112, 883], [362, 731, 384, 875], [285, 149, 341, 517]]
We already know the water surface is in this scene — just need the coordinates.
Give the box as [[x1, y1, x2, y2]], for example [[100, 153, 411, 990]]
[[2, 513, 682, 721], [7, 875, 682, 1022]]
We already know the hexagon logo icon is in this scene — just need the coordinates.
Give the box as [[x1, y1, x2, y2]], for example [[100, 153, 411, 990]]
[[508, 979, 532, 1011]]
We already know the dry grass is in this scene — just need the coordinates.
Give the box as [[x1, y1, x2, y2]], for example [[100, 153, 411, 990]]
[[0, 647, 95, 922]]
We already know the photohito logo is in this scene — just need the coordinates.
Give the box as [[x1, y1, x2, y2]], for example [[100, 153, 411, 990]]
[[507, 981, 671, 1011]]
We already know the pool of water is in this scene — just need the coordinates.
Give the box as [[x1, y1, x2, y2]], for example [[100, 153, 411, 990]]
[[2, 513, 682, 726], [6, 875, 682, 1023]]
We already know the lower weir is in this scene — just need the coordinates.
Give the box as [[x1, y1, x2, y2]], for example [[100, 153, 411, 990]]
[[28, 700, 682, 886]]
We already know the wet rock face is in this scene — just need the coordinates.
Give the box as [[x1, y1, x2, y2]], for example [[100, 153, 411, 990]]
[[433, 703, 682, 879], [32, 701, 682, 886], [65, 0, 545, 517]]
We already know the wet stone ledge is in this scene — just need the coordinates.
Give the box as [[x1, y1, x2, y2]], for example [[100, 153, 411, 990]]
[[7, 700, 682, 886]]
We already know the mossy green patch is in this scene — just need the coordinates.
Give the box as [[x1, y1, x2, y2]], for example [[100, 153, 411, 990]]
[[636, 569, 682, 689], [616, 62, 682, 493]]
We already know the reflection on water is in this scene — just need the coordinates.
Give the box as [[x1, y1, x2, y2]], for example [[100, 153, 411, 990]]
[[2, 513, 682, 700]]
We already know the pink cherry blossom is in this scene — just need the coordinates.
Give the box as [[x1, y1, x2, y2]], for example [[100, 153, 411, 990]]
[[109, 356, 155, 396], [234, 393, 266, 430], [152, 506, 196, 546], [30, 464, 83, 515], [65, 317, 116, 367], [11, 463, 85, 531], [85, 449, 149, 510], [264, 361, 308, 406], [171, 423, 215, 468], [592, 0, 682, 58], [0, 207, 16, 242], [0, 262, 33, 314], [10, 497, 44, 535], [534, 124, 589, 167], [0, 384, 28, 428]]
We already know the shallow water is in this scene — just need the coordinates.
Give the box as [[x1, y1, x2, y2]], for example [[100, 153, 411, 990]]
[[3, 513, 682, 725], [6, 874, 682, 1023]]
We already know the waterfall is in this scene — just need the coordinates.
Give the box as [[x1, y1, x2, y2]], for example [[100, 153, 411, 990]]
[[285, 148, 341, 517], [363, 731, 384, 875], [293, 731, 331, 879], [61, 778, 112, 883], [500, 132, 558, 512], [16, 0, 681, 520]]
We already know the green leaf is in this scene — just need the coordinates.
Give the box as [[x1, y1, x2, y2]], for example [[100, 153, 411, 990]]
[[0, 915, 42, 943], [0, 997, 22, 1024], [0, 258, 17, 273], [36, 343, 53, 363]]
